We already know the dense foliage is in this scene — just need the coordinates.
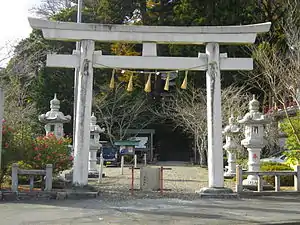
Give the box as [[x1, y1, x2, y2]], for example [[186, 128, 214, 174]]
[[32, 133, 73, 174], [279, 113, 300, 166], [260, 162, 294, 186], [1, 122, 72, 187]]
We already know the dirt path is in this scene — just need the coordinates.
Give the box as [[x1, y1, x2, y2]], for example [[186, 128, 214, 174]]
[[90, 164, 235, 200]]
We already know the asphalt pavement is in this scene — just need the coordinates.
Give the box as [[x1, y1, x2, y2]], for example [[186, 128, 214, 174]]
[[1, 196, 300, 225]]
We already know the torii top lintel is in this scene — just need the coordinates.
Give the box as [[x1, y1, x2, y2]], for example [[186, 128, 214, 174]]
[[28, 18, 271, 45]]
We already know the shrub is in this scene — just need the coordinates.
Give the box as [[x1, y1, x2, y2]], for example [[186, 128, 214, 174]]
[[1, 121, 19, 186], [124, 155, 133, 163], [0, 119, 39, 187], [236, 158, 248, 170], [283, 150, 300, 167], [280, 113, 300, 151], [1, 119, 36, 171], [31, 133, 73, 174], [260, 162, 294, 186], [6, 161, 33, 185], [280, 113, 300, 167], [1, 121, 18, 165]]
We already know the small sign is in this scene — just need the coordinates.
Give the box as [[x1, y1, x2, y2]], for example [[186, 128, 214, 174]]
[[128, 137, 148, 149], [119, 146, 135, 155]]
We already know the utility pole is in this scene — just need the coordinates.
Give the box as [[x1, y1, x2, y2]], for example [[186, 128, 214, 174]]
[[73, 0, 83, 151]]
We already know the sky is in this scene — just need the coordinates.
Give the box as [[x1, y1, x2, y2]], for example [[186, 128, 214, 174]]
[[0, 0, 40, 67]]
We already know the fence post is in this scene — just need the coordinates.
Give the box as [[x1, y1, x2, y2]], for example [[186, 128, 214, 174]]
[[294, 165, 300, 192], [235, 165, 243, 193], [120, 155, 124, 175], [144, 153, 147, 166], [131, 166, 134, 195], [29, 176, 34, 191], [275, 175, 280, 192], [98, 153, 104, 184], [257, 175, 263, 192], [160, 166, 163, 194], [134, 154, 137, 168], [45, 164, 53, 191], [11, 163, 18, 192]]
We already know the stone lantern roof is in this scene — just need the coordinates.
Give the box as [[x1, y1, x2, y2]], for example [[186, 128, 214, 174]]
[[223, 115, 240, 135], [38, 94, 71, 124], [90, 113, 105, 133], [238, 95, 269, 125]]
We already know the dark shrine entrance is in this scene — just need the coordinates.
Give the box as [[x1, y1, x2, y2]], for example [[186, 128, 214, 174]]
[[152, 123, 192, 162]]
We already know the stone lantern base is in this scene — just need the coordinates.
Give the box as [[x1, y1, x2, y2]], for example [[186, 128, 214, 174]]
[[59, 169, 105, 181], [242, 177, 273, 191], [224, 166, 236, 178], [224, 173, 235, 179]]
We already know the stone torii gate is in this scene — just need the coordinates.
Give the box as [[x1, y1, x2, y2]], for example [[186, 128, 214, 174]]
[[28, 17, 271, 191]]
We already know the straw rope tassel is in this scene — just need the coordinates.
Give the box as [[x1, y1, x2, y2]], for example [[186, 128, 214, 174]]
[[109, 69, 116, 89], [181, 71, 188, 90], [144, 74, 152, 93], [164, 72, 170, 91], [127, 72, 134, 92]]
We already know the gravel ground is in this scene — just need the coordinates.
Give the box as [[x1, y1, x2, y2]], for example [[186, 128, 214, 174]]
[[90, 163, 235, 201]]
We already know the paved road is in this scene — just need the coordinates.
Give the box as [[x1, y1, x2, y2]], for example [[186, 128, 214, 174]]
[[1, 196, 300, 225]]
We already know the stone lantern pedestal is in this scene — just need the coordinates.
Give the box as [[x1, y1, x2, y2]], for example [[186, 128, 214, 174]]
[[223, 115, 240, 178], [238, 95, 270, 187], [88, 113, 105, 178]]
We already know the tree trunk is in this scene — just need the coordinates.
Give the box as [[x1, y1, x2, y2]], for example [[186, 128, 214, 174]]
[[196, 137, 207, 166], [201, 138, 208, 166]]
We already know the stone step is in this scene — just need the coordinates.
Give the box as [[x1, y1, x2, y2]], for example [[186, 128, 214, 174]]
[[199, 193, 239, 199], [0, 190, 98, 201]]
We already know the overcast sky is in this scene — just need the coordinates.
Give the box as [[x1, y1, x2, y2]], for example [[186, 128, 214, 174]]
[[0, 0, 40, 67]]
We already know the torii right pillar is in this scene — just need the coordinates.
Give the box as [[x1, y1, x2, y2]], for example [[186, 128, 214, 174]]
[[198, 43, 236, 195]]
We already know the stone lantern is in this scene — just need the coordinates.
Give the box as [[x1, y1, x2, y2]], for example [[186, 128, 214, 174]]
[[38, 94, 71, 139], [238, 95, 270, 185], [223, 115, 241, 178], [89, 113, 105, 176]]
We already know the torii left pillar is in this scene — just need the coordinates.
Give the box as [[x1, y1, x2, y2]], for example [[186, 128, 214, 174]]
[[72, 40, 95, 186], [205, 43, 223, 188]]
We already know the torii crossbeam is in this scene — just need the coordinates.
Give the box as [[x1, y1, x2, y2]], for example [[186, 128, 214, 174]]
[[28, 18, 271, 192]]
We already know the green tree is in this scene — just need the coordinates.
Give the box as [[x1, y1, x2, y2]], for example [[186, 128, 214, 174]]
[[280, 113, 300, 167]]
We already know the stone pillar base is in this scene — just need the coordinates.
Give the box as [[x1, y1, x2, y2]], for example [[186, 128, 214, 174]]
[[88, 171, 105, 178], [242, 177, 260, 186], [58, 169, 73, 182], [224, 173, 235, 179], [242, 178, 273, 191], [196, 187, 238, 199]]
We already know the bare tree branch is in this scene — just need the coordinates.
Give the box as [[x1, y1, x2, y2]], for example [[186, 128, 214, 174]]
[[31, 0, 74, 18], [244, 1, 300, 150], [151, 84, 250, 165], [93, 83, 158, 144]]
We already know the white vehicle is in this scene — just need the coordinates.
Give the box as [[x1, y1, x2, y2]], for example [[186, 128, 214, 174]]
[[260, 152, 287, 164]]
